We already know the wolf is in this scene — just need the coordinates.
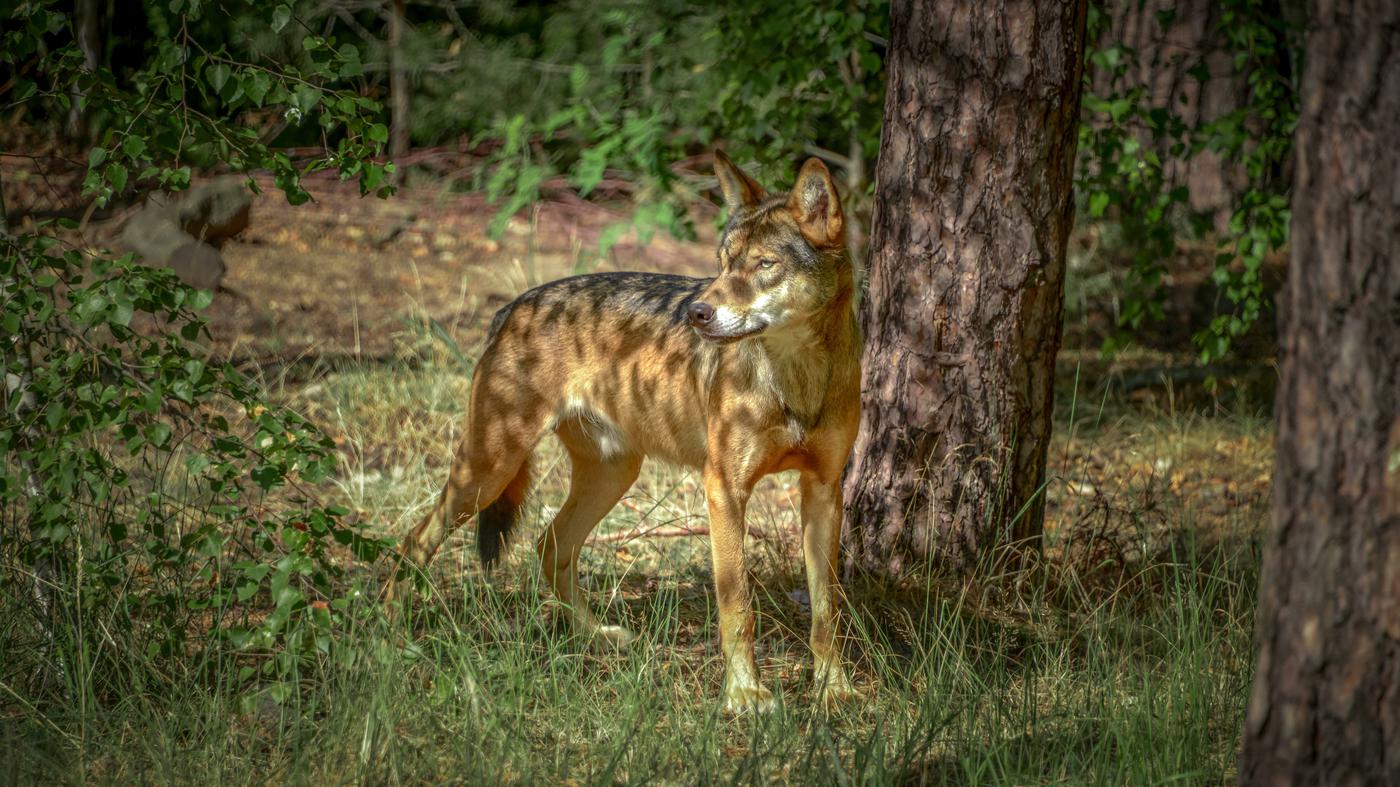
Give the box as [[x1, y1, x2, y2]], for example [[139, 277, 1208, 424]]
[[389, 151, 862, 712]]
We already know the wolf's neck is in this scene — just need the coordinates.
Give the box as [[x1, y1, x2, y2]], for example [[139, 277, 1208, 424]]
[[752, 296, 858, 428], [754, 333, 828, 423]]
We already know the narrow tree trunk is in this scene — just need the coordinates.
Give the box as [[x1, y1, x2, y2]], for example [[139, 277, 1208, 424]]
[[1087, 0, 1300, 232], [839, 46, 868, 264], [843, 1, 1088, 576], [1239, 2, 1400, 782], [387, 0, 410, 179], [66, 0, 102, 141]]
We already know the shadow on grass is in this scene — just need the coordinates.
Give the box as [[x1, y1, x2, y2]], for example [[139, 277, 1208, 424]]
[[894, 718, 1115, 785]]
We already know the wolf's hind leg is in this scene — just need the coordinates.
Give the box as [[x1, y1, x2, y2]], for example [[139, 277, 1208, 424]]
[[800, 471, 857, 707], [401, 452, 527, 565], [386, 425, 535, 609], [538, 423, 641, 647]]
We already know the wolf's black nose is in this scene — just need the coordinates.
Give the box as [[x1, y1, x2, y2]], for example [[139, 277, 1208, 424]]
[[688, 302, 715, 326]]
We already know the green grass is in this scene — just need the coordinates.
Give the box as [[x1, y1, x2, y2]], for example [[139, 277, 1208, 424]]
[[0, 354, 1267, 785]]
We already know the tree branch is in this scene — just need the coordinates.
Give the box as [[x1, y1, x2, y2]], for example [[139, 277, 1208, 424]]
[[802, 144, 854, 172]]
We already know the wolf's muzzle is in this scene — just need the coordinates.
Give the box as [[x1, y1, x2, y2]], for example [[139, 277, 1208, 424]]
[[688, 301, 716, 328]]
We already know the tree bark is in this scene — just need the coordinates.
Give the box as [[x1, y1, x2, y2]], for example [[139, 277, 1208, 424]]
[[842, 1, 1088, 576], [0, 168, 68, 689], [1239, 2, 1400, 783]]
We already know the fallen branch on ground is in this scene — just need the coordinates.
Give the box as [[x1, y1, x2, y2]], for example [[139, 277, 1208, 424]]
[[588, 526, 710, 544]]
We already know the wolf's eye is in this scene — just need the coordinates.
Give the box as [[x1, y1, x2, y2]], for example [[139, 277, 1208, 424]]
[[758, 257, 779, 269]]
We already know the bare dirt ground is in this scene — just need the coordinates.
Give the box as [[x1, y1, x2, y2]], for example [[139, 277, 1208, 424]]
[[204, 174, 717, 366]]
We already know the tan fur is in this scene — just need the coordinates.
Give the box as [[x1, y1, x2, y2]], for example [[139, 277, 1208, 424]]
[[388, 151, 862, 712]]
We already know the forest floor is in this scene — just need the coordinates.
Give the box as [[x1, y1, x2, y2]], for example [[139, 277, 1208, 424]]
[[5, 170, 1275, 783]]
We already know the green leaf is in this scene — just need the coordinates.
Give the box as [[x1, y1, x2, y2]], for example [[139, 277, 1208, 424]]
[[1088, 191, 1110, 218], [105, 163, 129, 194], [337, 44, 362, 77], [271, 4, 291, 33], [112, 299, 133, 327], [571, 145, 612, 197], [293, 83, 321, 112], [207, 63, 231, 93], [252, 464, 285, 490], [146, 422, 172, 448], [367, 123, 389, 144], [244, 72, 271, 105]]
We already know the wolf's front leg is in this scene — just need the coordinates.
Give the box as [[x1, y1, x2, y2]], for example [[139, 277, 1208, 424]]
[[703, 466, 773, 714], [537, 450, 642, 650], [799, 472, 857, 708]]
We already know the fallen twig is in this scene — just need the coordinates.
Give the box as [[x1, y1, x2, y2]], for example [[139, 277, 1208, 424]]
[[589, 525, 709, 544]]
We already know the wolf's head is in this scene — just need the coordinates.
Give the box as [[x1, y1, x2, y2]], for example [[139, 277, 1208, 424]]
[[688, 150, 852, 344]]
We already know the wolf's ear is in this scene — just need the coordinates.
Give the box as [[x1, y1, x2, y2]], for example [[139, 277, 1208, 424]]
[[787, 158, 845, 249], [713, 149, 766, 212]]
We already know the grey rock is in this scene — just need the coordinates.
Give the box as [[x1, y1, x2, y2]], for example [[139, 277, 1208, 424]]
[[118, 178, 250, 290]]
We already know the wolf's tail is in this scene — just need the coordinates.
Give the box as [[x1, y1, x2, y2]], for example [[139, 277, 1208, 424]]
[[477, 458, 533, 568]]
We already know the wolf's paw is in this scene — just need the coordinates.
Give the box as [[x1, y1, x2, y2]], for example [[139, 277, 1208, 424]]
[[589, 625, 636, 651], [723, 683, 776, 715], [813, 671, 859, 711]]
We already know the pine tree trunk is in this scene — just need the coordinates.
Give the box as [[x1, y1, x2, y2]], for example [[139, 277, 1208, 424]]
[[1239, 2, 1400, 782], [842, 1, 1088, 576]]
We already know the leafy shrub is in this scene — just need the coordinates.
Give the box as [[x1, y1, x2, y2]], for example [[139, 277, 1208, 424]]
[[1, 0, 395, 704], [6, 0, 393, 206], [1, 232, 390, 701], [466, 0, 888, 255]]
